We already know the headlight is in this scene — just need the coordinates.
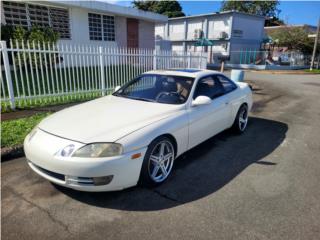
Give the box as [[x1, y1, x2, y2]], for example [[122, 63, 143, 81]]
[[59, 144, 75, 157], [72, 143, 123, 158]]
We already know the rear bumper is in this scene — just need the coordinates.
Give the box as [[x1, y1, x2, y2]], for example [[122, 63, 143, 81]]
[[24, 129, 147, 192]]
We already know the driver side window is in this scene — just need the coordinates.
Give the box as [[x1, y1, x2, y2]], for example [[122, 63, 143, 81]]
[[193, 76, 224, 100]]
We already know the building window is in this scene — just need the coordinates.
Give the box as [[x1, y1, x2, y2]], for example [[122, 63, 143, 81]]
[[103, 15, 115, 41], [88, 13, 115, 41], [28, 4, 50, 27], [2, 1, 71, 39], [2, 1, 28, 28], [50, 8, 70, 39], [88, 13, 102, 41]]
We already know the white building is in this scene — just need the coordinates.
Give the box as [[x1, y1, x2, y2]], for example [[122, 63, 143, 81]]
[[155, 11, 265, 63], [1, 0, 167, 49]]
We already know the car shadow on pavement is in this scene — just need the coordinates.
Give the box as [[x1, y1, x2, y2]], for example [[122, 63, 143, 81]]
[[55, 117, 288, 211]]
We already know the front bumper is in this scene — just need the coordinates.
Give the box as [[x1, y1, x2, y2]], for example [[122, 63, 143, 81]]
[[24, 129, 147, 192]]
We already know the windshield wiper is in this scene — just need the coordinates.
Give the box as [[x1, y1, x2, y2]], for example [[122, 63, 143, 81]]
[[113, 94, 155, 102], [129, 96, 155, 102]]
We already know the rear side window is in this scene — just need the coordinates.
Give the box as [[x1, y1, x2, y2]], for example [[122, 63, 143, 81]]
[[215, 75, 237, 93], [193, 76, 225, 99]]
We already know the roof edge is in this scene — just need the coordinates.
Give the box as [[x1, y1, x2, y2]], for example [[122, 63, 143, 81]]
[[43, 0, 168, 22], [265, 24, 317, 29], [168, 10, 265, 21]]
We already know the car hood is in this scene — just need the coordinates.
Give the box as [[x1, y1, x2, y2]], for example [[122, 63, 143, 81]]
[[39, 95, 183, 143]]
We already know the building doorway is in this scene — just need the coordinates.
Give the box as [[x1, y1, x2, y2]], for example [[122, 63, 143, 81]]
[[127, 18, 139, 48]]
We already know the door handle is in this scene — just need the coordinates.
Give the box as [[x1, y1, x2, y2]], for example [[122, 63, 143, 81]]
[[225, 101, 229, 105]]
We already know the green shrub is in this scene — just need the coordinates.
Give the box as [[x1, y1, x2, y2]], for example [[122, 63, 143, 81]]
[[28, 26, 59, 43], [1, 25, 59, 44], [1, 25, 60, 68]]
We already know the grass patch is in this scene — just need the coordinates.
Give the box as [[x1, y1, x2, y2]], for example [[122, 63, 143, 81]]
[[1, 91, 102, 113], [304, 69, 320, 74], [1, 112, 51, 148]]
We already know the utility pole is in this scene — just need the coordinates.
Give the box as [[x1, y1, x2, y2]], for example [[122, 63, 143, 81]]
[[310, 18, 320, 70]]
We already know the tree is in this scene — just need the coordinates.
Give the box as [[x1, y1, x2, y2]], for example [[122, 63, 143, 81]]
[[220, 0, 283, 26], [268, 26, 316, 54], [265, 16, 284, 27], [132, 0, 185, 18]]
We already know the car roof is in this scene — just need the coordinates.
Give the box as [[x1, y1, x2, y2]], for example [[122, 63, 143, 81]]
[[143, 69, 222, 78]]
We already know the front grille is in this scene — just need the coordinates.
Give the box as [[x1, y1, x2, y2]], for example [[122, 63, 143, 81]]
[[34, 164, 65, 181], [29, 162, 113, 186]]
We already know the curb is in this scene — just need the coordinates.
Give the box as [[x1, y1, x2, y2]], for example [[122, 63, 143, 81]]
[[1, 145, 25, 162], [245, 70, 320, 75]]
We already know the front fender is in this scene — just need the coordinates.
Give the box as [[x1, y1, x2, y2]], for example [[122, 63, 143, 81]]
[[116, 110, 189, 157]]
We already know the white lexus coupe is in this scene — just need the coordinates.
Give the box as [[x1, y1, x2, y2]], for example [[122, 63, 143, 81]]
[[24, 69, 252, 192]]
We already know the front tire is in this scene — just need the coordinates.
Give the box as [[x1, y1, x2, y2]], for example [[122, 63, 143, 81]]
[[139, 136, 175, 187], [232, 104, 249, 133]]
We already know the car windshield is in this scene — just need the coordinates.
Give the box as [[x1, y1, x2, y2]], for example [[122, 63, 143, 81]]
[[113, 74, 195, 104]]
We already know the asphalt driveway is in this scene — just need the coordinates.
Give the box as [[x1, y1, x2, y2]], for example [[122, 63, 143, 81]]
[[2, 72, 320, 240]]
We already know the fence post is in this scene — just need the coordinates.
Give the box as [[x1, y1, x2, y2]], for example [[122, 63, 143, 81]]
[[99, 46, 105, 96], [153, 49, 157, 70], [187, 52, 191, 68], [1, 41, 15, 110]]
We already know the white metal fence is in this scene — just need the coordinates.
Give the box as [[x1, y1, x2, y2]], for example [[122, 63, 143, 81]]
[[0, 40, 206, 110]]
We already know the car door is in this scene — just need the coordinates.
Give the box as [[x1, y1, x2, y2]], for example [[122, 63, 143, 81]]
[[215, 74, 239, 127], [188, 75, 232, 149]]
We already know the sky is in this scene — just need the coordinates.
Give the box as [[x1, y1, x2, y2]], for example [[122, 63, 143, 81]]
[[110, 0, 320, 26]]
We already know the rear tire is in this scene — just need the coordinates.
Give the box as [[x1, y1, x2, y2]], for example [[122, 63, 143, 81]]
[[139, 136, 175, 187], [232, 104, 249, 133]]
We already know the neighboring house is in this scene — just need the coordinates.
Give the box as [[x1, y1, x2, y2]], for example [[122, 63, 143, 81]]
[[264, 24, 317, 65], [155, 11, 265, 63], [265, 24, 317, 35], [0, 0, 167, 49]]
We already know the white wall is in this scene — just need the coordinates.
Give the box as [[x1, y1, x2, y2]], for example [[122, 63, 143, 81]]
[[61, 8, 156, 49], [156, 12, 265, 64], [139, 20, 155, 49], [58, 6, 117, 47], [172, 43, 184, 52], [207, 15, 232, 39], [229, 14, 264, 63], [155, 24, 166, 39], [115, 16, 127, 47], [168, 20, 185, 40], [1, 1, 158, 49], [164, 14, 233, 41], [187, 19, 203, 39], [231, 14, 265, 40]]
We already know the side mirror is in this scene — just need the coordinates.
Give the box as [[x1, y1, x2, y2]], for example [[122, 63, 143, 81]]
[[192, 96, 211, 107], [114, 86, 121, 92]]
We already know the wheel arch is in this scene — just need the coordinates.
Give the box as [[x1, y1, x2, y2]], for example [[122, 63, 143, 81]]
[[241, 102, 248, 108], [232, 102, 248, 123], [149, 133, 178, 157]]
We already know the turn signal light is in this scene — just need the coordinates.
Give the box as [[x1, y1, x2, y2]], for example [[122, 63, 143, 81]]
[[131, 153, 142, 159]]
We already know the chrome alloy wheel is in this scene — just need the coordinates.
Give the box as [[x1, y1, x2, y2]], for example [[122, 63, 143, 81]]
[[239, 106, 248, 131], [148, 140, 175, 183]]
